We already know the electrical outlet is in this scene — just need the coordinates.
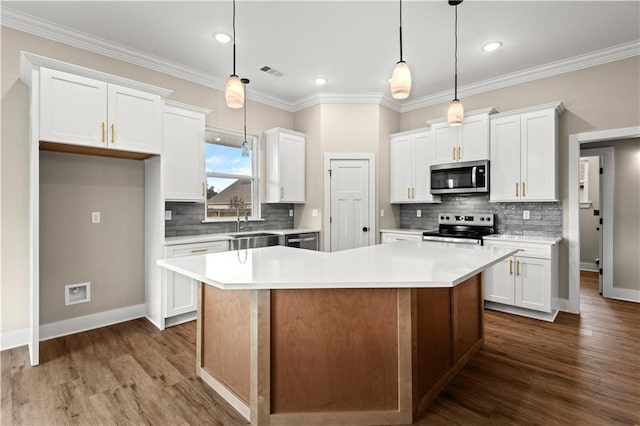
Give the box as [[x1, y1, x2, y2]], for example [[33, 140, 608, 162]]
[[312, 209, 318, 217], [523, 210, 530, 220], [289, 209, 294, 217], [165, 210, 172, 220], [380, 209, 384, 217], [416, 209, 422, 218], [91, 212, 101, 223]]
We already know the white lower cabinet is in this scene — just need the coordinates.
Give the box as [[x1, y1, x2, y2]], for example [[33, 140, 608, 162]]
[[483, 238, 559, 317], [164, 240, 228, 324]]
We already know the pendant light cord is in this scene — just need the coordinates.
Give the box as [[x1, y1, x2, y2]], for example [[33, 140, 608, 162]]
[[399, 0, 404, 62], [232, 0, 237, 76], [454, 4, 458, 100]]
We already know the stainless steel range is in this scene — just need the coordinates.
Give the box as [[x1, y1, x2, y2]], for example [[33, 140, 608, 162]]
[[422, 212, 495, 245]]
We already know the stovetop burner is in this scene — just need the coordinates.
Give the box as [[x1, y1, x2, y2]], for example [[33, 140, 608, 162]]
[[422, 212, 495, 245]]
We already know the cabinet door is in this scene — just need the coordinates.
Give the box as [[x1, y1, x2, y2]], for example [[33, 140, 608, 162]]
[[278, 133, 305, 202], [490, 115, 521, 201], [458, 114, 490, 162], [520, 109, 556, 200], [107, 84, 162, 154], [163, 106, 205, 201], [166, 273, 198, 317], [432, 123, 459, 164], [390, 136, 413, 202], [483, 258, 515, 305], [515, 257, 551, 312], [40, 68, 107, 147]]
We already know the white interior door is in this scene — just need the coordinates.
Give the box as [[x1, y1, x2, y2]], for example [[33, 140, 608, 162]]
[[328, 159, 371, 252]]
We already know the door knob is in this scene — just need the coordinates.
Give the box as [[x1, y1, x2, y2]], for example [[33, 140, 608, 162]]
[[362, 227, 369, 232]]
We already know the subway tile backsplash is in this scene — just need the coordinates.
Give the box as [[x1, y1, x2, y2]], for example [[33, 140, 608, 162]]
[[399, 195, 562, 237], [165, 202, 294, 237]]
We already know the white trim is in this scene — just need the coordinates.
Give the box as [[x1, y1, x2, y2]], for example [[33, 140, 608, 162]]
[[604, 288, 640, 304], [323, 153, 376, 253], [0, 328, 30, 351], [568, 126, 640, 314], [580, 262, 599, 272], [164, 100, 211, 115], [28, 68, 40, 366], [425, 107, 498, 125], [39, 303, 147, 341], [292, 93, 402, 113], [554, 297, 570, 313], [484, 302, 560, 323], [4, 6, 637, 113], [199, 368, 251, 421]]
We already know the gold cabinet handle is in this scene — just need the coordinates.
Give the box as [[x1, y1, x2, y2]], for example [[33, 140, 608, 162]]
[[408, 187, 411, 199], [412, 187, 415, 199], [515, 182, 519, 197], [202, 182, 205, 197], [452, 147, 456, 161], [509, 259, 513, 275], [522, 182, 526, 198], [110, 123, 115, 143], [516, 260, 521, 276], [191, 248, 208, 253], [458, 146, 461, 161], [101, 122, 105, 142], [280, 186, 284, 199]]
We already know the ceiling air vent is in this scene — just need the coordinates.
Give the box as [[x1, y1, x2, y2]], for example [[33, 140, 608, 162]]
[[260, 66, 284, 77]]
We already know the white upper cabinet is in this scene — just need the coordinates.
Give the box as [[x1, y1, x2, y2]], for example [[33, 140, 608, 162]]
[[265, 128, 306, 203], [428, 108, 495, 165], [163, 102, 209, 201], [490, 102, 564, 202], [389, 128, 440, 203], [40, 67, 162, 154]]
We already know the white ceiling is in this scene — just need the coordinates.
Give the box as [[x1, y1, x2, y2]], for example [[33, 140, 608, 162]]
[[3, 1, 639, 110]]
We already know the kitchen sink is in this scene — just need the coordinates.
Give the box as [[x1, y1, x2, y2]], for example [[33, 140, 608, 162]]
[[229, 233, 280, 250]]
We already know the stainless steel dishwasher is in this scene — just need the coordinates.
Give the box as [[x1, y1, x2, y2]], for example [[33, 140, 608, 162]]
[[283, 232, 319, 251]]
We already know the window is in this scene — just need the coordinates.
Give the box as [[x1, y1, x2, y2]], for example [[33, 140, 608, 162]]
[[204, 127, 259, 220]]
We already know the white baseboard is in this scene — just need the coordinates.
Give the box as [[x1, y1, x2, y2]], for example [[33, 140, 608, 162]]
[[580, 262, 599, 272], [485, 301, 559, 322], [0, 328, 30, 351], [554, 297, 571, 313], [607, 287, 640, 304], [39, 303, 146, 341]]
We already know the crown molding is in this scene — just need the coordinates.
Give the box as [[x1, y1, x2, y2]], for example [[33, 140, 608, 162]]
[[292, 93, 402, 113], [400, 40, 640, 113], [3, 6, 638, 115]]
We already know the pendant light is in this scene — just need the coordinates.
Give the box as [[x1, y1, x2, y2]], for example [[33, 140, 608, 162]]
[[225, 0, 244, 109], [240, 78, 250, 157], [390, 0, 411, 99], [447, 0, 464, 126]]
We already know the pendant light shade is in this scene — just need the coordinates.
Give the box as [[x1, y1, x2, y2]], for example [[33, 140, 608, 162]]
[[447, 99, 464, 126], [225, 0, 244, 109], [390, 0, 411, 99], [241, 78, 250, 157], [391, 61, 411, 100], [226, 75, 244, 109], [447, 0, 464, 126]]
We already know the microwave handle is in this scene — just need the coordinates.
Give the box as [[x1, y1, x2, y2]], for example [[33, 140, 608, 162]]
[[471, 166, 477, 187]]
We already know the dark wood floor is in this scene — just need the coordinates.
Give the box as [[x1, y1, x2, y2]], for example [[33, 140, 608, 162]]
[[2, 272, 639, 425]]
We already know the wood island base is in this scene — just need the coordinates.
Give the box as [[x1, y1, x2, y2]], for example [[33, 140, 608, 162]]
[[196, 275, 484, 426]]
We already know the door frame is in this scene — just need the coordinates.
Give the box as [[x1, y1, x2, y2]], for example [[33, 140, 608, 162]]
[[579, 147, 613, 298], [323, 153, 376, 253], [568, 126, 640, 313]]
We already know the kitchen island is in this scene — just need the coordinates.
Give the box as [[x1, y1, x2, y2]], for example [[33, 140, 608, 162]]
[[158, 241, 516, 425]]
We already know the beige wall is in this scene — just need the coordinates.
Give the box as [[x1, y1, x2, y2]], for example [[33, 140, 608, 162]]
[[39, 152, 145, 323], [401, 57, 640, 299], [579, 156, 600, 265], [1, 26, 293, 334]]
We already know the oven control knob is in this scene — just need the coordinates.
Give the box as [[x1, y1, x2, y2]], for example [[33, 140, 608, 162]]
[[446, 216, 450, 220], [440, 216, 444, 220], [480, 217, 485, 221]]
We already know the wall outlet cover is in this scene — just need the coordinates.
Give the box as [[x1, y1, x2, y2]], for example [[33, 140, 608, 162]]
[[289, 209, 294, 217], [312, 209, 318, 217], [165, 210, 172, 220], [91, 212, 101, 223], [380, 209, 384, 217], [523, 210, 530, 220], [416, 210, 422, 218]]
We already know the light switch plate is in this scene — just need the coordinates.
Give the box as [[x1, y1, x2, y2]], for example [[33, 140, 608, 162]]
[[165, 210, 172, 220], [380, 209, 384, 217], [312, 209, 318, 217], [91, 212, 101, 223], [523, 210, 530, 220]]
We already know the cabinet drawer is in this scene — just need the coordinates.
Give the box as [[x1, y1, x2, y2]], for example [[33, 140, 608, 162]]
[[168, 240, 229, 257], [381, 232, 422, 243], [484, 240, 551, 259]]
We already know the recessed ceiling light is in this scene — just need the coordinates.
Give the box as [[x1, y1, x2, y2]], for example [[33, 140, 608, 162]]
[[214, 33, 232, 44], [482, 41, 502, 52], [314, 77, 328, 86]]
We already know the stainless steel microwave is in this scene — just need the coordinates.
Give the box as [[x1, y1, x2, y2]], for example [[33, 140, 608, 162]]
[[430, 160, 489, 194]]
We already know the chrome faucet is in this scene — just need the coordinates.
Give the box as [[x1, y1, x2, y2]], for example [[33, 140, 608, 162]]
[[235, 203, 249, 233]]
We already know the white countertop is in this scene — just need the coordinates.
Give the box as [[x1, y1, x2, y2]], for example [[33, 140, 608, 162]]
[[157, 241, 517, 290], [165, 229, 320, 246], [483, 234, 562, 245]]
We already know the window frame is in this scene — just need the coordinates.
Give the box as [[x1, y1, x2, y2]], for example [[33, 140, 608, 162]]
[[203, 126, 261, 222]]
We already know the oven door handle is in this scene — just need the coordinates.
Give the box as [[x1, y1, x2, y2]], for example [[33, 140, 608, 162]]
[[471, 166, 477, 188], [422, 236, 481, 245]]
